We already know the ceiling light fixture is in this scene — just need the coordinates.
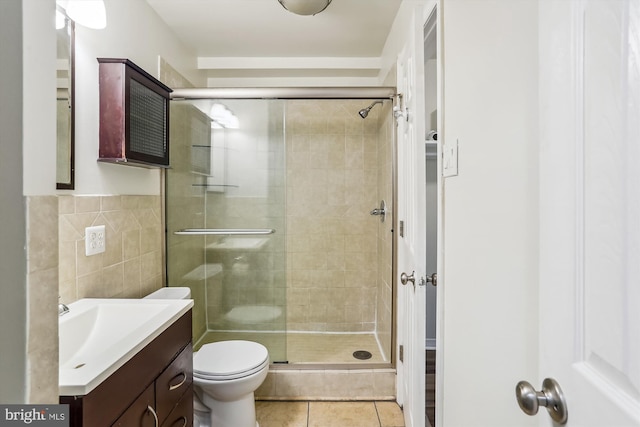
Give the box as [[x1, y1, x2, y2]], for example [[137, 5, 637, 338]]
[[277, 0, 332, 16], [64, 0, 107, 29]]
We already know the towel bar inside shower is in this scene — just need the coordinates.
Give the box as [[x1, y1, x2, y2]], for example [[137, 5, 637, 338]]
[[173, 228, 275, 236]]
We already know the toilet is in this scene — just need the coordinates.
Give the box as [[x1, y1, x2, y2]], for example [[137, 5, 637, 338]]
[[143, 286, 192, 300], [193, 340, 269, 427], [145, 287, 269, 427]]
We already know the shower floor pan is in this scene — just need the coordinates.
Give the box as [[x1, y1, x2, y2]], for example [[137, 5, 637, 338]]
[[195, 331, 387, 365]]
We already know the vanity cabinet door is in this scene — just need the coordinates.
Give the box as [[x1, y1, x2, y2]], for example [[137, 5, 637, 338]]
[[155, 344, 193, 424], [160, 385, 193, 427], [112, 383, 156, 427]]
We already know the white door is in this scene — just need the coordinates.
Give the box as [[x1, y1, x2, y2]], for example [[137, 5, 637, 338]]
[[396, 3, 428, 427], [538, 0, 640, 425]]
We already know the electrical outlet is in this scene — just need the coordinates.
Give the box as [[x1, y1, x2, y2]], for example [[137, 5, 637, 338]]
[[85, 225, 106, 256]]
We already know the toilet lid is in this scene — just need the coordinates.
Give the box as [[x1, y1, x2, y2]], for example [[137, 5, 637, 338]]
[[194, 340, 269, 378]]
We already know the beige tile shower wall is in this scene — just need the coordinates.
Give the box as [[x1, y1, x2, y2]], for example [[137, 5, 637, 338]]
[[58, 195, 163, 303], [285, 100, 382, 333]]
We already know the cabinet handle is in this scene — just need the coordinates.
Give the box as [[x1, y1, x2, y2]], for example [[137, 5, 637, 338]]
[[168, 372, 187, 391], [170, 416, 188, 427], [146, 405, 159, 427]]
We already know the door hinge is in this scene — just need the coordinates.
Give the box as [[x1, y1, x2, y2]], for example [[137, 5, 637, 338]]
[[399, 344, 404, 363], [399, 220, 405, 238]]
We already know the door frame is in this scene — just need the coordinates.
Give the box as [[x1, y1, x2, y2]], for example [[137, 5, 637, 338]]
[[427, 1, 445, 425]]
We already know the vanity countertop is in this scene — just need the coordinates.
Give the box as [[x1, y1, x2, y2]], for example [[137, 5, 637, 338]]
[[59, 298, 193, 396]]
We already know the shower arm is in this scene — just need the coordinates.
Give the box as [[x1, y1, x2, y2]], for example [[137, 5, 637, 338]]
[[174, 228, 275, 236]]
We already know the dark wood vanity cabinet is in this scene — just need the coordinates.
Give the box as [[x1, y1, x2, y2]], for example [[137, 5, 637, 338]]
[[61, 311, 193, 427], [97, 58, 172, 168]]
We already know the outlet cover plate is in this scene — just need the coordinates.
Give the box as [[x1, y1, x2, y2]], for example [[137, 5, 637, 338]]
[[85, 225, 106, 256]]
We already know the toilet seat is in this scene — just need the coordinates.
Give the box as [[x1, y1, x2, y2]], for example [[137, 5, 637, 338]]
[[194, 340, 269, 381]]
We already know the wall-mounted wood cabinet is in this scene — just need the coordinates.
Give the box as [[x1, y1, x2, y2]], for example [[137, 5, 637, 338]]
[[98, 58, 172, 168]]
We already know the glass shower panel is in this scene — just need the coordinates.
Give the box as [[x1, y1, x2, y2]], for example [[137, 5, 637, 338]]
[[284, 99, 394, 364], [166, 101, 209, 342], [167, 95, 394, 366], [166, 99, 287, 362]]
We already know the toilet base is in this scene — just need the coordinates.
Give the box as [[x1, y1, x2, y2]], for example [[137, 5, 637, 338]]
[[200, 390, 259, 427]]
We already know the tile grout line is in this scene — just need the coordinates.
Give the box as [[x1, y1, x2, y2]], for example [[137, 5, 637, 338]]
[[374, 401, 382, 427]]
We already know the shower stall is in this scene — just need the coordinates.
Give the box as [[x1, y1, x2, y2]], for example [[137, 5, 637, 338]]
[[166, 88, 396, 367]]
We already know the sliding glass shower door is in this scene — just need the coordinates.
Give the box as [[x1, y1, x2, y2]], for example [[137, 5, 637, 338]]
[[166, 99, 287, 361], [167, 93, 395, 366]]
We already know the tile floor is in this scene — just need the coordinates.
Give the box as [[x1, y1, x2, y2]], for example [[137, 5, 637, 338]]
[[256, 401, 405, 427]]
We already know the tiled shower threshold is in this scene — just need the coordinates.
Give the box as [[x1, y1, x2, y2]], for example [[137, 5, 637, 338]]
[[195, 331, 396, 400]]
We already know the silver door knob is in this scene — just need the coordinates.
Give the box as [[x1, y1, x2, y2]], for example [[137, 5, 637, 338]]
[[426, 273, 437, 286], [515, 378, 568, 424], [400, 271, 415, 286]]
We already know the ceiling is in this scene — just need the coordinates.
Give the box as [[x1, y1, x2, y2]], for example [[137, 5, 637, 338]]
[[145, 0, 403, 86]]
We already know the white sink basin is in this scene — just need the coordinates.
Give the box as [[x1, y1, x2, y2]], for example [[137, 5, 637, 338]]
[[207, 236, 269, 251], [59, 298, 193, 396]]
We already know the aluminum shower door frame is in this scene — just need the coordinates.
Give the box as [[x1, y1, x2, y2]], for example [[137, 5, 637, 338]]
[[171, 87, 396, 100]]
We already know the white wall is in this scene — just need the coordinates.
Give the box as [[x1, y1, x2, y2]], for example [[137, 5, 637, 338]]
[[22, 0, 57, 196], [379, 0, 432, 85], [1, 0, 27, 403], [23, 0, 204, 196], [441, 0, 539, 425]]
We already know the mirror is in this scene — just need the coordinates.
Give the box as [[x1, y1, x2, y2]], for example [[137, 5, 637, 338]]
[[56, 11, 74, 189]]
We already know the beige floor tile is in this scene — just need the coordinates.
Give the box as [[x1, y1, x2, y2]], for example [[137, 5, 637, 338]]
[[375, 401, 404, 427], [308, 401, 380, 427], [256, 401, 308, 427]]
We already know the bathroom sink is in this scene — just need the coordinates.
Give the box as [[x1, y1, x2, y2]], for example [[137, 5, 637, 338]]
[[59, 298, 193, 396], [207, 237, 269, 251]]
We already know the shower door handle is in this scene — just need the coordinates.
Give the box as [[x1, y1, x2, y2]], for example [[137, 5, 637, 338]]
[[370, 200, 387, 222]]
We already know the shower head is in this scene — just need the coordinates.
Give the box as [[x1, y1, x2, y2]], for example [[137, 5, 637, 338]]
[[358, 100, 383, 119]]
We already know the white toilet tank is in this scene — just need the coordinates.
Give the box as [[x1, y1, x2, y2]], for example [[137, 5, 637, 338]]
[[144, 287, 191, 300]]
